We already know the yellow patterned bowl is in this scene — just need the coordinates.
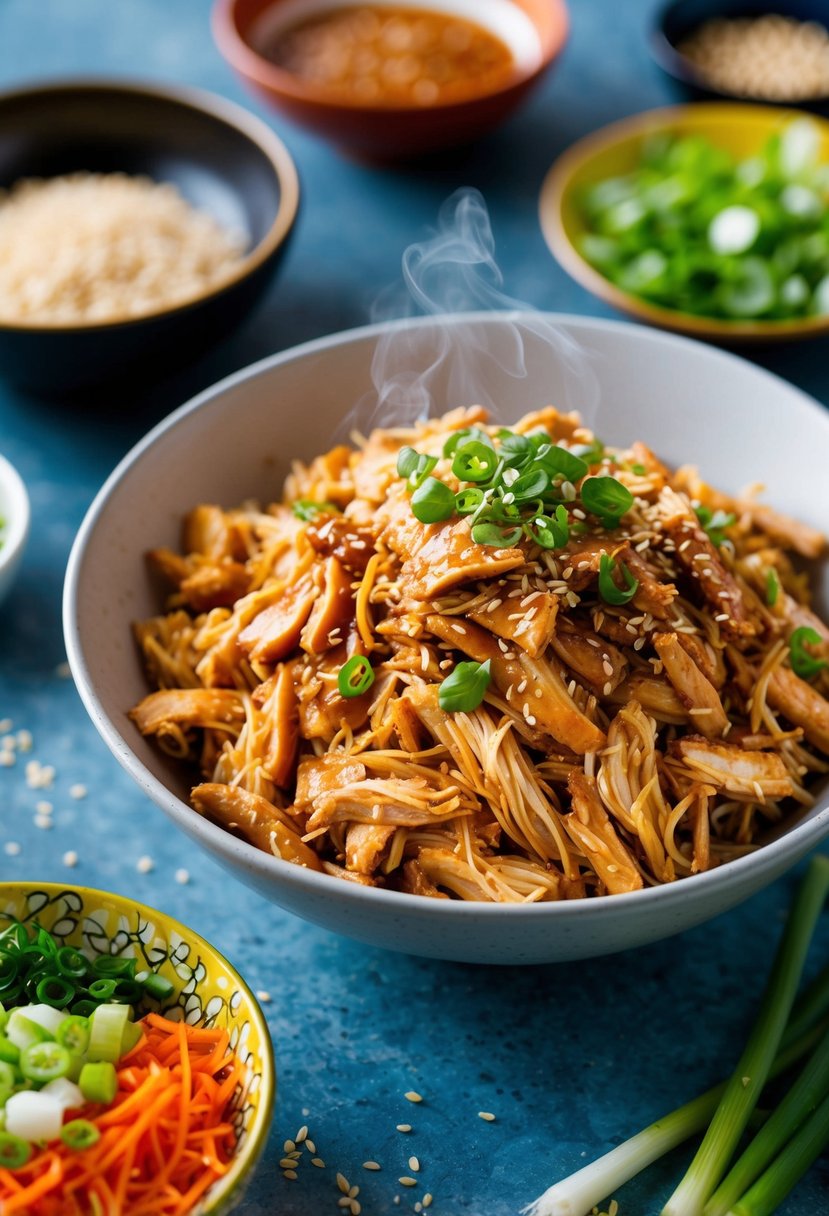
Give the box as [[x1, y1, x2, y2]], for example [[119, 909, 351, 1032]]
[[539, 102, 829, 343], [0, 883, 275, 1216]]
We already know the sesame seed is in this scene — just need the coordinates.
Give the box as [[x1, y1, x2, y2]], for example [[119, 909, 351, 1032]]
[[603, 682, 612, 696], [4, 842, 21, 856], [306, 1139, 316, 1154], [62, 850, 78, 868], [283, 1169, 298, 1180], [69, 783, 87, 800], [136, 855, 154, 874], [525, 714, 537, 727], [0, 753, 14, 768], [348, 1185, 360, 1198], [279, 1158, 296, 1169], [0, 719, 11, 732], [16, 730, 32, 752], [423, 1195, 433, 1208], [175, 868, 190, 885], [338, 1198, 352, 1208], [408, 1156, 420, 1172], [311, 1157, 325, 1168], [284, 1140, 296, 1154], [351, 1203, 362, 1216], [35, 800, 52, 815], [396, 1124, 412, 1132], [296, 1126, 308, 1143], [256, 990, 272, 1003], [478, 1111, 496, 1121], [363, 1161, 381, 1171], [404, 1091, 423, 1103], [399, 1177, 418, 1187], [336, 1173, 350, 1194], [34, 816, 52, 830]]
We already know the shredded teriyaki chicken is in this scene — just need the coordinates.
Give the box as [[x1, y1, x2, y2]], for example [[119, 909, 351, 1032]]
[[129, 405, 829, 902]]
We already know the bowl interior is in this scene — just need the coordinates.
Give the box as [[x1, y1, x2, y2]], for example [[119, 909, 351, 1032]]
[[540, 104, 829, 341], [0, 83, 285, 267], [64, 314, 829, 963], [0, 882, 273, 1216]]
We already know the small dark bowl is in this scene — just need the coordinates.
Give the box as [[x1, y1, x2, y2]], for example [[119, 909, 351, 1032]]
[[0, 79, 299, 396], [651, 0, 829, 113]]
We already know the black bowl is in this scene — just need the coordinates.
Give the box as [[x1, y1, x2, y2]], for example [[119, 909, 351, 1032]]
[[0, 78, 299, 396], [651, 0, 829, 113]]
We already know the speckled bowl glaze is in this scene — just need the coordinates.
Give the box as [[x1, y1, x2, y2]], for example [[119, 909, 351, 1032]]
[[0, 883, 275, 1215], [63, 314, 829, 964]]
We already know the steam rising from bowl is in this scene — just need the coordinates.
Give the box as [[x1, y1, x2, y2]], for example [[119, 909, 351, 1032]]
[[349, 188, 599, 438]]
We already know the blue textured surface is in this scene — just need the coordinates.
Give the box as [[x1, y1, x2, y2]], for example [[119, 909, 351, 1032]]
[[2, 2, 829, 1213]]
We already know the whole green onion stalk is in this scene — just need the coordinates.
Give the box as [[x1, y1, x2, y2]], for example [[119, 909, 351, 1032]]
[[662, 854, 829, 1216], [522, 855, 829, 1216]]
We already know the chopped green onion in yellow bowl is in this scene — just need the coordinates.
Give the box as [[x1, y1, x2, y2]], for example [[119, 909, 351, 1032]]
[[540, 103, 829, 342]]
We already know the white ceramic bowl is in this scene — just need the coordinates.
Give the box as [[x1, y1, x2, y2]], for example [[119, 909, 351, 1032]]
[[0, 451, 30, 607], [63, 314, 829, 964]]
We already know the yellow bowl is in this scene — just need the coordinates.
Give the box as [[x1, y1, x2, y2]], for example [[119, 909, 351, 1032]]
[[0, 883, 275, 1216], [539, 102, 829, 343]]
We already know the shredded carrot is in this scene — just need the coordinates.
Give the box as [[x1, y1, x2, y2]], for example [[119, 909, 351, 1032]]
[[0, 1015, 246, 1216]]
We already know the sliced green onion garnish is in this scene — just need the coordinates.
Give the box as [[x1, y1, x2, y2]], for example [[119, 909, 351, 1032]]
[[0, 1130, 31, 1170], [454, 487, 485, 516], [471, 522, 523, 547], [410, 477, 454, 524], [79, 1061, 117, 1105], [766, 568, 780, 607], [537, 444, 589, 483], [91, 957, 136, 979], [56, 1015, 90, 1056], [442, 426, 493, 458], [510, 466, 550, 502], [438, 659, 491, 714], [55, 947, 88, 980], [87, 979, 117, 1002], [407, 453, 438, 490], [396, 446, 420, 479], [337, 655, 375, 699], [88, 1004, 129, 1064], [35, 975, 75, 1008], [451, 440, 499, 484], [598, 553, 639, 605], [291, 499, 339, 522], [695, 505, 737, 548], [789, 626, 828, 680], [581, 476, 634, 528], [141, 972, 174, 1002], [6, 1011, 52, 1052], [61, 1118, 101, 1151], [524, 505, 570, 550], [19, 1040, 71, 1084], [0, 1035, 19, 1065]]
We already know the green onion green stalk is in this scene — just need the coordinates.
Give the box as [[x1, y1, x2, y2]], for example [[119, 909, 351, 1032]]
[[523, 855, 829, 1216]]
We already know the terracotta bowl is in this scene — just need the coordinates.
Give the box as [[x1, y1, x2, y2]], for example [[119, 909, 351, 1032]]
[[212, 0, 569, 159]]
